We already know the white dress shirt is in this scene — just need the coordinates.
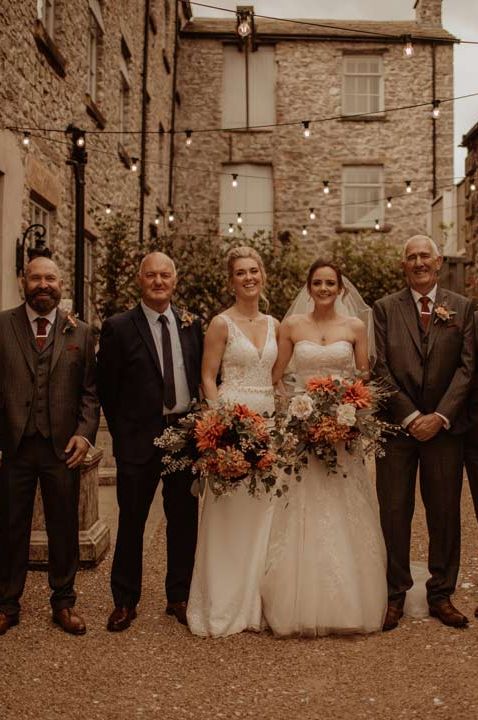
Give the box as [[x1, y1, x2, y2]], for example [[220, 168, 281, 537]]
[[141, 301, 191, 414], [25, 304, 57, 338], [402, 285, 449, 431]]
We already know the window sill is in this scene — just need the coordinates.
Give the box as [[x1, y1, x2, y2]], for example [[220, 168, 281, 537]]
[[33, 19, 67, 78], [85, 94, 107, 129], [226, 127, 274, 134], [340, 114, 387, 123], [335, 223, 392, 234], [117, 142, 131, 169]]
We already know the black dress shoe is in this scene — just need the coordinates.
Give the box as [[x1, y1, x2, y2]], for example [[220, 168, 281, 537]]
[[382, 601, 404, 632], [0, 612, 19, 636], [107, 607, 137, 632], [166, 601, 188, 626], [52, 608, 86, 635], [429, 599, 469, 628]]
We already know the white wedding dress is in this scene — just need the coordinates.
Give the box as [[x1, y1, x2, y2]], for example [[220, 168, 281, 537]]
[[262, 340, 388, 637], [187, 314, 277, 637]]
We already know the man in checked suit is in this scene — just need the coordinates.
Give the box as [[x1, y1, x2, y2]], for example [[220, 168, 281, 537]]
[[0, 257, 99, 636], [97, 251, 202, 631], [374, 235, 474, 631]]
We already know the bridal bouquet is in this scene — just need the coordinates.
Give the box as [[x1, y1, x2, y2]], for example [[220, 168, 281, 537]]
[[277, 375, 397, 475], [155, 403, 287, 498]]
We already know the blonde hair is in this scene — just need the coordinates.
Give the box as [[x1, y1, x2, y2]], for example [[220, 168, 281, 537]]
[[226, 245, 269, 310]]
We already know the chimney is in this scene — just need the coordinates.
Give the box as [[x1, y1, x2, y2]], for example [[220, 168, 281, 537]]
[[414, 0, 442, 27]]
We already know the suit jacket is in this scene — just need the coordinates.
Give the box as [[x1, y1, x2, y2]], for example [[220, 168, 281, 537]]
[[97, 304, 203, 464], [373, 286, 474, 434], [465, 310, 478, 430], [0, 304, 100, 459]]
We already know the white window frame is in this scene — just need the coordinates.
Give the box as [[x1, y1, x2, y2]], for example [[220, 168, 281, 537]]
[[220, 163, 273, 237], [37, 0, 55, 38], [342, 54, 384, 116], [222, 44, 276, 130], [29, 197, 52, 247], [342, 165, 384, 228]]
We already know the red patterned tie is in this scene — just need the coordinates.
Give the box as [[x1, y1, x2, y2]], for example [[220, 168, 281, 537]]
[[419, 296, 431, 331], [35, 317, 49, 350]]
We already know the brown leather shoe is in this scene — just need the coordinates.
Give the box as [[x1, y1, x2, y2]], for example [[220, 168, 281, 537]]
[[106, 607, 137, 632], [382, 601, 404, 632], [52, 608, 86, 635], [166, 601, 188, 626], [0, 612, 19, 636], [429, 599, 469, 628]]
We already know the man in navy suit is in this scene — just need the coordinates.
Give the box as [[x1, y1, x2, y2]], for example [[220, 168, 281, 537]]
[[97, 252, 202, 630]]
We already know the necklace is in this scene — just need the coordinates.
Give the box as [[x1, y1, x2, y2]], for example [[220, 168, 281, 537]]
[[234, 310, 262, 323], [311, 315, 332, 344]]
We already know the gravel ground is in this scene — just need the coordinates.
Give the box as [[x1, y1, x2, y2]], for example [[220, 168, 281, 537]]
[[2, 475, 478, 720]]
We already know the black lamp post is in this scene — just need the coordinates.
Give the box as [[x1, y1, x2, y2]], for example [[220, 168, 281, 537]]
[[16, 223, 52, 277], [66, 124, 87, 320]]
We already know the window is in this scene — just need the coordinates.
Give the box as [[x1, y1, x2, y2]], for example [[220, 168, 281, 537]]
[[119, 42, 131, 145], [37, 0, 55, 38], [220, 164, 273, 236], [87, 1, 105, 103], [342, 166, 383, 228], [342, 55, 384, 116], [222, 45, 276, 129], [29, 196, 52, 247]]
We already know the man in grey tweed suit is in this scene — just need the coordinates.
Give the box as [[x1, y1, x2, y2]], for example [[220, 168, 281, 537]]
[[374, 235, 474, 631], [0, 257, 99, 636]]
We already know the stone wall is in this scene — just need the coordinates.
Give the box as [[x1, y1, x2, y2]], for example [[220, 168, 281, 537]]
[[463, 124, 478, 286]]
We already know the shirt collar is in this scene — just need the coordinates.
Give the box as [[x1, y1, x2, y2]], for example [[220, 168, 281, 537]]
[[410, 284, 438, 306], [25, 303, 58, 326], [141, 300, 174, 324]]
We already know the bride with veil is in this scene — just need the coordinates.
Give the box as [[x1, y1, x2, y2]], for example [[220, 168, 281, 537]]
[[261, 259, 388, 637]]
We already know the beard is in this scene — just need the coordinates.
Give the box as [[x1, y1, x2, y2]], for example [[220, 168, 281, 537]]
[[25, 287, 61, 314]]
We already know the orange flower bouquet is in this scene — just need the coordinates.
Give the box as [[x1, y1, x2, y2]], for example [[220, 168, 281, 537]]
[[278, 376, 397, 475]]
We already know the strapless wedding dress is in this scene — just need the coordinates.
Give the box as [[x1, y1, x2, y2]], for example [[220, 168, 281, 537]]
[[187, 315, 277, 637], [262, 340, 388, 637]]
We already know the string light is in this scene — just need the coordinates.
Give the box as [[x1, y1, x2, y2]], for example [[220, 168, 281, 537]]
[[374, 219, 381, 231], [405, 180, 412, 193], [168, 208, 174, 223], [302, 121, 311, 138], [323, 181, 330, 195], [228, 223, 234, 234], [470, 179, 476, 192], [131, 157, 139, 172], [231, 174, 238, 188], [309, 208, 316, 221], [237, 9, 252, 38], [302, 225, 308, 236], [386, 197, 392, 209], [403, 35, 414, 58], [75, 132, 86, 148], [185, 130, 192, 146], [105, 204, 112, 215], [237, 212, 243, 225], [154, 214, 160, 225], [431, 100, 441, 119], [22, 131, 31, 147]]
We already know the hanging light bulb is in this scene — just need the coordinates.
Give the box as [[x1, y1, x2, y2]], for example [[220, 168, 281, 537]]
[[470, 179, 476, 192], [231, 174, 238, 188], [302, 225, 308, 237], [131, 157, 139, 172], [154, 214, 160, 226], [309, 208, 316, 221], [323, 181, 330, 195], [228, 223, 234, 234], [431, 100, 441, 119], [405, 180, 412, 194], [185, 130, 192, 146], [237, 212, 243, 225], [386, 197, 392, 209], [105, 204, 112, 215], [168, 208, 174, 223], [76, 132, 86, 148], [403, 35, 414, 58], [237, 10, 252, 38], [302, 121, 311, 138], [22, 131, 31, 147], [374, 219, 381, 231]]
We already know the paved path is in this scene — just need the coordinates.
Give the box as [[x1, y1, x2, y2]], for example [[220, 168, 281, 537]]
[[2, 477, 478, 720]]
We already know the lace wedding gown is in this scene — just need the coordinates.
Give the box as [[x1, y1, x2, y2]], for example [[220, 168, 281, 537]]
[[262, 340, 388, 637], [187, 314, 277, 637]]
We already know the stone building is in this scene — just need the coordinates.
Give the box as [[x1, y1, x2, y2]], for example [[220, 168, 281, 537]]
[[461, 121, 478, 286], [0, 0, 192, 314], [172, 0, 456, 253]]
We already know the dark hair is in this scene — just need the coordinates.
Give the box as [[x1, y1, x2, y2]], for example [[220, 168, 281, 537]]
[[306, 260, 344, 291]]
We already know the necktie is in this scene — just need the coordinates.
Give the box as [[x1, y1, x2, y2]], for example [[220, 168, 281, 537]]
[[158, 315, 176, 410], [419, 296, 432, 331], [35, 317, 49, 350]]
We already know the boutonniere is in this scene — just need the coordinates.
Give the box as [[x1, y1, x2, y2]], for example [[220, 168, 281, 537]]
[[434, 303, 457, 325], [178, 308, 196, 329], [62, 312, 79, 334]]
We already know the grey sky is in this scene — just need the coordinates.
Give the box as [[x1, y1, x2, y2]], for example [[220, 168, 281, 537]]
[[191, 0, 478, 178]]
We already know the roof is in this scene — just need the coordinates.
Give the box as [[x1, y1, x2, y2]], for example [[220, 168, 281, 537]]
[[181, 17, 457, 43], [462, 120, 478, 148]]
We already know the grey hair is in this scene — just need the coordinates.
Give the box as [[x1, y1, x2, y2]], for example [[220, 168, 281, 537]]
[[138, 251, 177, 276], [402, 235, 441, 261]]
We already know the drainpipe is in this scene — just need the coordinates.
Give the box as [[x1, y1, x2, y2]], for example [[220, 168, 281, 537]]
[[139, 0, 151, 245], [431, 42, 437, 198], [168, 0, 180, 210]]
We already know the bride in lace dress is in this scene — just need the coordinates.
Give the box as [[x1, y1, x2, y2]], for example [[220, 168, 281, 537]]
[[187, 246, 279, 637], [262, 260, 387, 637]]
